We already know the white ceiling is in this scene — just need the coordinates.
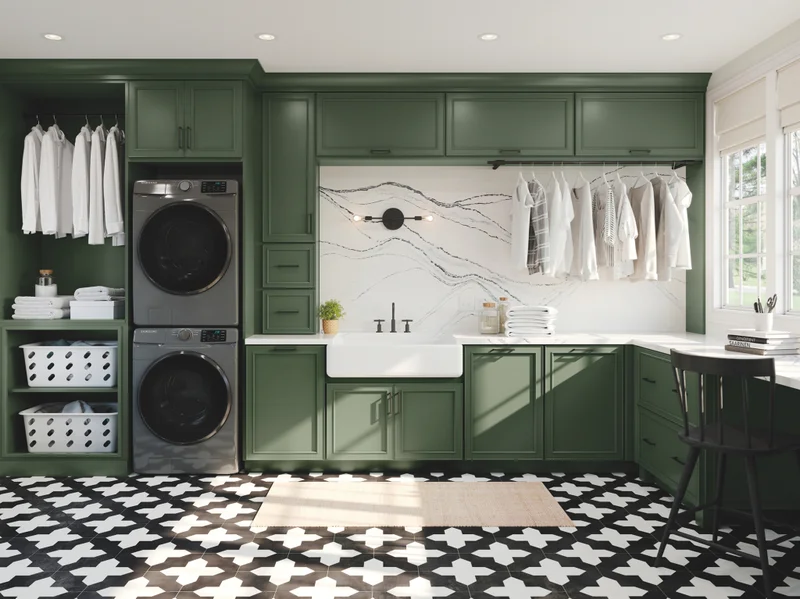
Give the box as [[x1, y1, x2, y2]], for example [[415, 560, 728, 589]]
[[1, 0, 799, 73]]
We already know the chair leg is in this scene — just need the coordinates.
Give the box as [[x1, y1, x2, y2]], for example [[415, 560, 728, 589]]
[[654, 446, 700, 568], [712, 453, 727, 543], [744, 456, 772, 599]]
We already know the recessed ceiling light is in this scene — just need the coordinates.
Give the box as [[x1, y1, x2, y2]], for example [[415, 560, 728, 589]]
[[479, 33, 499, 42], [43, 33, 62, 41], [661, 33, 682, 41], [257, 33, 276, 41]]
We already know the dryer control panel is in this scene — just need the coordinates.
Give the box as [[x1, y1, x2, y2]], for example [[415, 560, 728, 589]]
[[201, 181, 228, 194], [200, 329, 227, 343]]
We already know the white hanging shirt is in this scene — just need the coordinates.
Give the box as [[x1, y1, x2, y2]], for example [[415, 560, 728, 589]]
[[71, 126, 92, 238], [546, 172, 572, 277], [20, 124, 44, 234], [669, 176, 693, 270], [38, 125, 74, 238], [511, 172, 534, 271], [651, 176, 684, 282], [629, 178, 658, 281], [559, 174, 574, 278], [613, 179, 638, 280], [103, 126, 125, 246], [570, 180, 599, 281], [88, 126, 106, 245]]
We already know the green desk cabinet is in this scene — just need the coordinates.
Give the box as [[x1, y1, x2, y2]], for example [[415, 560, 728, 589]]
[[245, 346, 324, 460]]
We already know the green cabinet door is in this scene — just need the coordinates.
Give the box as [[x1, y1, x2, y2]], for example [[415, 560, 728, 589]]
[[465, 347, 544, 460], [327, 384, 393, 460], [394, 383, 463, 460], [576, 93, 704, 158], [544, 346, 625, 460], [128, 81, 184, 158], [185, 81, 242, 158], [317, 93, 445, 156], [263, 94, 316, 241], [246, 346, 324, 460], [447, 93, 574, 156]]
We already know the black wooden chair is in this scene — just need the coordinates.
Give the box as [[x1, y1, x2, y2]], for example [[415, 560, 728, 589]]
[[653, 349, 800, 598]]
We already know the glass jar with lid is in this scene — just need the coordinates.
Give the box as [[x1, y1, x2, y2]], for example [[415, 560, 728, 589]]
[[498, 297, 510, 334], [479, 302, 499, 335], [35, 269, 57, 297]]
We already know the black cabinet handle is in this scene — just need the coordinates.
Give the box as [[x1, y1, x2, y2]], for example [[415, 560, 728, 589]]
[[275, 310, 300, 314], [642, 377, 656, 384], [370, 149, 391, 155], [178, 126, 184, 149], [642, 438, 656, 447], [671, 388, 678, 394], [187, 126, 192, 149], [499, 149, 521, 155], [671, 456, 685, 466], [629, 149, 652, 155], [275, 264, 301, 268], [270, 347, 297, 352]]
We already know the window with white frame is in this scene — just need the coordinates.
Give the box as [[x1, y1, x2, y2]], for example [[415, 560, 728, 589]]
[[787, 128, 800, 310], [722, 142, 767, 309]]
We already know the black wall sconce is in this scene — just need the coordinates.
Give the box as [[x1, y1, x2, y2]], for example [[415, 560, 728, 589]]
[[352, 207, 434, 230]]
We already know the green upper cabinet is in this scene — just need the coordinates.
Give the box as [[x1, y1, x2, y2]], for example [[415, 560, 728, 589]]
[[447, 93, 574, 156], [465, 347, 544, 460], [185, 81, 243, 158], [544, 346, 625, 460], [317, 93, 445, 156], [263, 94, 316, 242], [245, 346, 324, 461], [576, 92, 704, 158], [327, 384, 393, 460], [394, 383, 463, 460], [128, 80, 243, 159]]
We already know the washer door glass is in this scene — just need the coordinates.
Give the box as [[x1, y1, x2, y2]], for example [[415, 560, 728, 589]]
[[139, 353, 231, 445], [138, 202, 231, 295]]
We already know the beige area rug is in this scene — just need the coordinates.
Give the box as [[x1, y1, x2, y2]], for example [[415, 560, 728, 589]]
[[251, 482, 574, 529]]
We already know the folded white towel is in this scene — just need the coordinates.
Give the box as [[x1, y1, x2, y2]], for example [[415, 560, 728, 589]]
[[507, 305, 558, 316], [505, 329, 555, 337], [12, 308, 70, 320], [72, 294, 125, 302], [74, 286, 125, 299], [507, 317, 557, 325], [13, 296, 74, 309]]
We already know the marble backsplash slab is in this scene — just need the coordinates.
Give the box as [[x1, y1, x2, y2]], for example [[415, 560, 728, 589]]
[[320, 166, 686, 336]]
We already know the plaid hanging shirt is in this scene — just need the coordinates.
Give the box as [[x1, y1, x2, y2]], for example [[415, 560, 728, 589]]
[[527, 179, 549, 274]]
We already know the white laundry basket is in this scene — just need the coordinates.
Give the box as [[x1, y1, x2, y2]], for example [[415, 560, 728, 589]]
[[20, 402, 118, 453], [20, 342, 117, 387]]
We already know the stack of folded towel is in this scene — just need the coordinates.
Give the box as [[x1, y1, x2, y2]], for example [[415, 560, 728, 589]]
[[74, 286, 125, 301], [12, 296, 73, 320], [71, 287, 125, 320], [505, 305, 558, 337]]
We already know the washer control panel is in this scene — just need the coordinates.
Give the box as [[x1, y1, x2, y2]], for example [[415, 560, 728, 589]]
[[201, 180, 228, 194], [200, 329, 227, 343]]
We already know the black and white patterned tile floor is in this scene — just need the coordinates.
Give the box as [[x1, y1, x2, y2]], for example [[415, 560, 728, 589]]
[[0, 472, 798, 598]]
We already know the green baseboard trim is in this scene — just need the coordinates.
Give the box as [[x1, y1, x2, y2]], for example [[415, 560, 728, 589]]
[[0, 458, 129, 477], [244, 460, 638, 474]]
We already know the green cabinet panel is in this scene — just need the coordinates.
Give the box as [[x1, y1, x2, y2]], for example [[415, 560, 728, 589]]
[[128, 81, 184, 158], [327, 384, 393, 460], [262, 290, 314, 334], [246, 346, 324, 460], [635, 348, 699, 425], [447, 93, 574, 156], [185, 81, 243, 158], [262, 244, 315, 288], [317, 93, 445, 156], [263, 94, 316, 241], [465, 347, 543, 460], [576, 93, 704, 158], [544, 346, 624, 460], [638, 407, 699, 503], [394, 383, 463, 460]]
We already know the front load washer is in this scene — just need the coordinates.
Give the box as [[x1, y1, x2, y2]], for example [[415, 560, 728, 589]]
[[133, 328, 239, 474], [133, 179, 238, 326]]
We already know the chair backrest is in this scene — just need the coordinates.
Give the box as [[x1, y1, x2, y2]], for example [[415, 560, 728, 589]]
[[670, 350, 777, 449]]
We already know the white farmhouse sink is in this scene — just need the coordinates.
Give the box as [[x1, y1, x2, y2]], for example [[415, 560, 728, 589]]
[[326, 333, 463, 378]]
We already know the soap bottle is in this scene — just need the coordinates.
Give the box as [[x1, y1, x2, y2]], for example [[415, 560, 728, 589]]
[[35, 269, 57, 297]]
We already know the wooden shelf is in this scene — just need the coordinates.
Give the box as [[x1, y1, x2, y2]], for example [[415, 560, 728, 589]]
[[0, 320, 126, 331], [10, 387, 118, 394]]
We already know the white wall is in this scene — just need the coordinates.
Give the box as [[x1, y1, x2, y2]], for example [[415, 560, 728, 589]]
[[320, 166, 687, 337]]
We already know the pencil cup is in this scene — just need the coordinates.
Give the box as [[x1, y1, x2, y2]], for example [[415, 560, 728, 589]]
[[754, 312, 773, 332]]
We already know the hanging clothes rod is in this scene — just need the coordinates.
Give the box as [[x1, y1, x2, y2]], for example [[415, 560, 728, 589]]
[[23, 113, 124, 118], [487, 159, 702, 170]]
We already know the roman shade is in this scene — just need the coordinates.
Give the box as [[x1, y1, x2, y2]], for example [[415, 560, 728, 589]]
[[778, 58, 800, 131], [715, 78, 766, 153]]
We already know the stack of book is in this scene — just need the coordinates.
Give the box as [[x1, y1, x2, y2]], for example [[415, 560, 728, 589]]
[[726, 329, 800, 356]]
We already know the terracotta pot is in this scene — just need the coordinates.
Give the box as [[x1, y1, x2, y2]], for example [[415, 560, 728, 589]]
[[322, 320, 339, 335]]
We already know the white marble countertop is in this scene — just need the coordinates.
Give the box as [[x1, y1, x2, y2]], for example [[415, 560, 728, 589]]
[[244, 331, 800, 391]]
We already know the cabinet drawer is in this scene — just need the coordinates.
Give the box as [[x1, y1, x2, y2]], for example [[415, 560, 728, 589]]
[[317, 93, 445, 156], [262, 290, 315, 334], [639, 408, 699, 501], [637, 350, 699, 425], [263, 245, 315, 288]]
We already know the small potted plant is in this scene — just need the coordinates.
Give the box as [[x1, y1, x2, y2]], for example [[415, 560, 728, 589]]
[[319, 299, 345, 335]]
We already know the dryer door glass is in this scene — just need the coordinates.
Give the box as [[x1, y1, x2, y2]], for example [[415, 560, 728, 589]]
[[138, 203, 231, 295], [139, 353, 231, 445]]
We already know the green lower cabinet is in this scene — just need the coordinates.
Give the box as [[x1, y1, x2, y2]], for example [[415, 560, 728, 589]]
[[245, 346, 325, 460], [466, 347, 544, 460], [544, 346, 625, 460], [326, 385, 393, 460], [394, 383, 463, 460]]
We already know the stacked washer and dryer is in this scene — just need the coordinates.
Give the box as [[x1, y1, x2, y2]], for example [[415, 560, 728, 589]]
[[132, 180, 240, 474]]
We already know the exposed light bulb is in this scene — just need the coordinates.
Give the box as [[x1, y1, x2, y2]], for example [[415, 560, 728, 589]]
[[352, 215, 362, 222], [424, 215, 434, 222], [479, 33, 499, 41], [257, 33, 276, 41], [43, 33, 62, 41]]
